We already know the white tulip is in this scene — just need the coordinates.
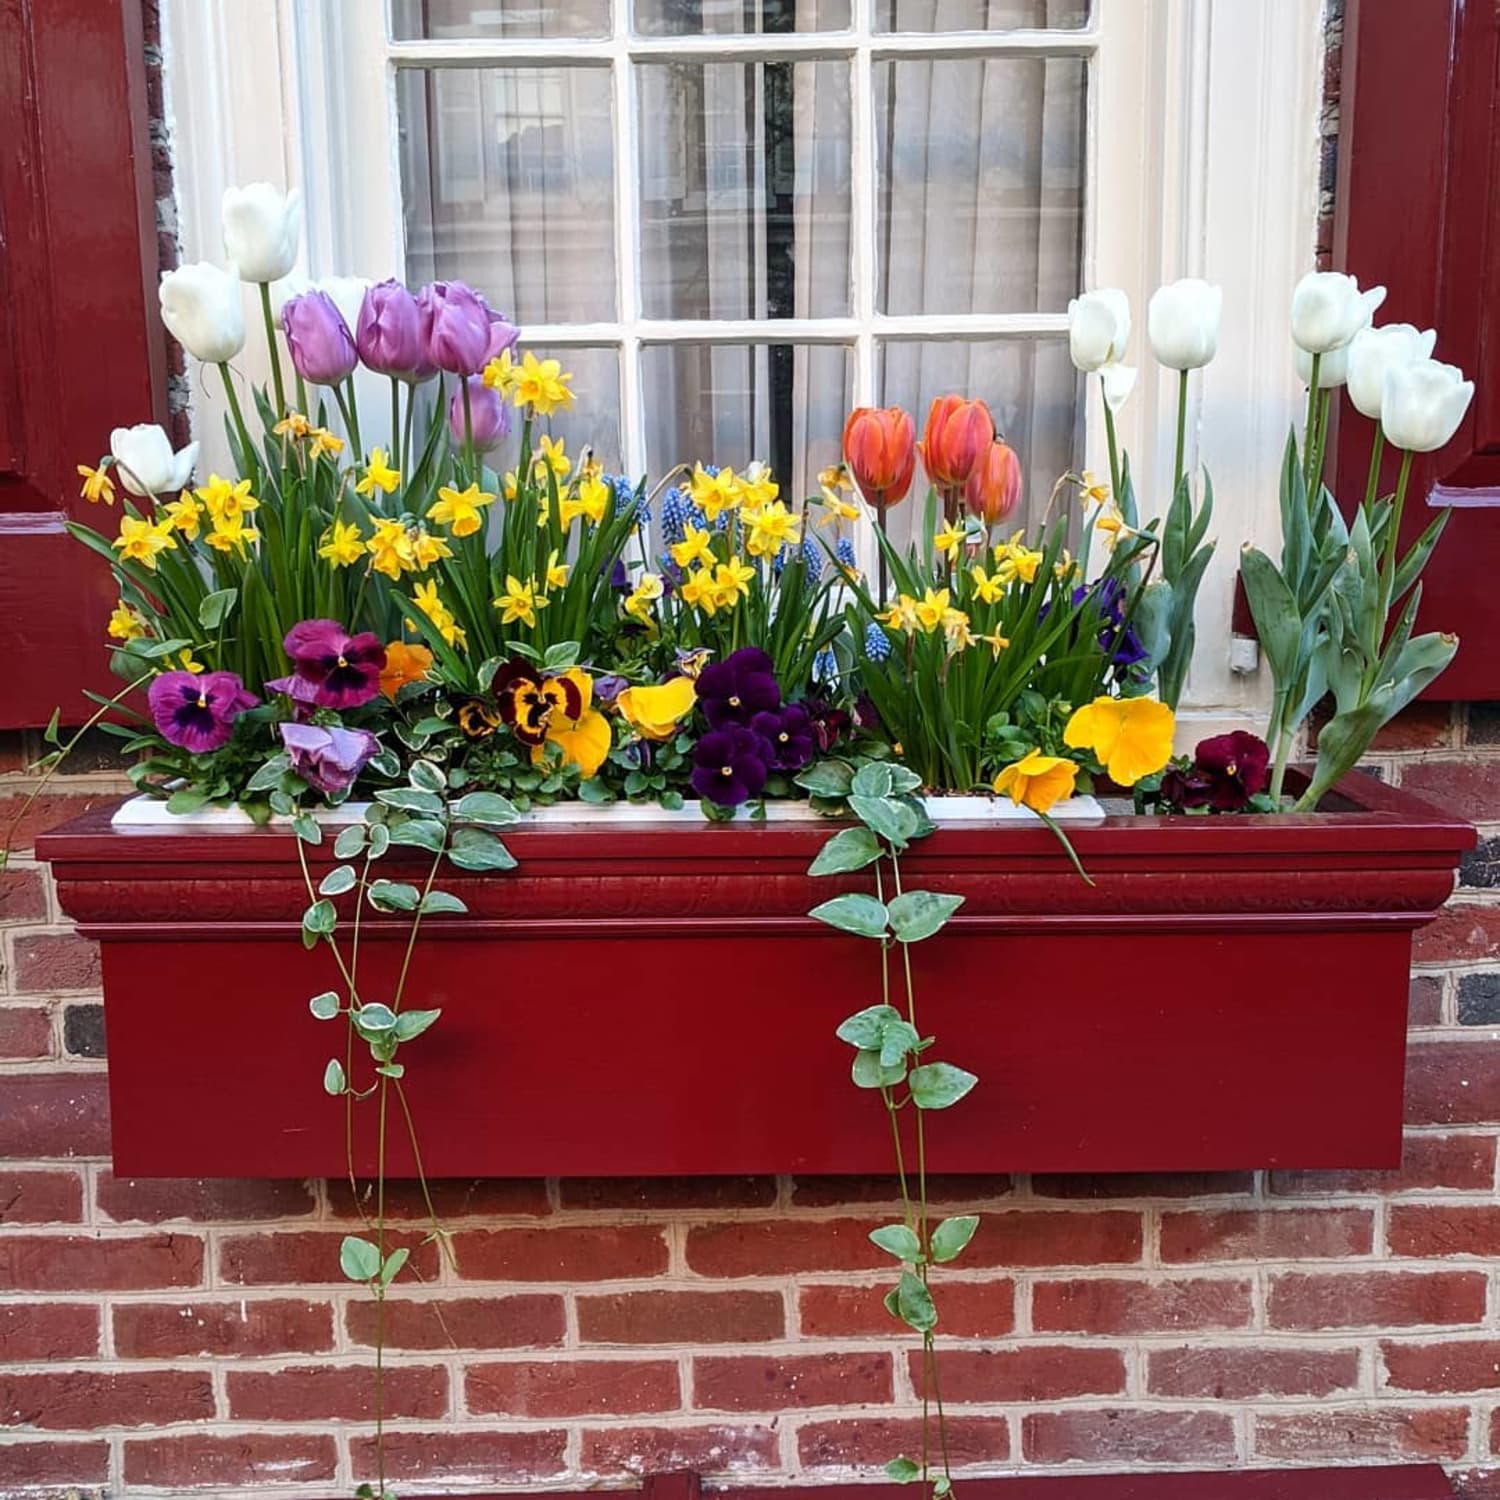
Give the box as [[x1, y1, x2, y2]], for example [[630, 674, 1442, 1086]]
[[1345, 323, 1437, 420], [1294, 341, 1350, 390], [1068, 288, 1131, 373], [269, 273, 310, 322], [1290, 271, 1386, 355], [1147, 279, 1222, 370], [314, 276, 373, 338], [222, 183, 302, 284], [109, 424, 199, 497], [1381, 359, 1475, 453], [159, 261, 246, 363], [1101, 363, 1138, 413]]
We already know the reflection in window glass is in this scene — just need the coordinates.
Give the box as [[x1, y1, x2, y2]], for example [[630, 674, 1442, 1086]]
[[877, 0, 1087, 30], [876, 56, 1084, 316], [878, 337, 1078, 538], [398, 66, 617, 326], [634, 0, 850, 35], [638, 60, 851, 320], [390, 0, 611, 40], [641, 344, 851, 503], [523, 345, 624, 472]]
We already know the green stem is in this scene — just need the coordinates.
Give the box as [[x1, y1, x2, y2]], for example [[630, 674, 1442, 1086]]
[[461, 376, 476, 484], [217, 363, 256, 470], [389, 377, 403, 479], [259, 282, 286, 416], [1310, 388, 1332, 496], [1363, 425, 1386, 513], [1172, 368, 1189, 498], [1380, 448, 1416, 606], [1102, 389, 1122, 507], [343, 377, 364, 457], [1302, 353, 1322, 491], [402, 383, 417, 490]]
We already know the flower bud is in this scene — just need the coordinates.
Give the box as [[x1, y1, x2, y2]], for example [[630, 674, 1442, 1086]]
[[1290, 270, 1386, 355], [841, 406, 916, 511], [1380, 359, 1475, 453], [449, 375, 511, 452], [1147, 279, 1222, 370], [425, 280, 495, 376], [919, 395, 995, 494], [356, 279, 425, 379], [281, 290, 358, 385], [1345, 323, 1437, 421], [221, 183, 302, 283], [109, 424, 199, 497], [1068, 288, 1131, 372], [963, 440, 1022, 526], [159, 262, 246, 363]]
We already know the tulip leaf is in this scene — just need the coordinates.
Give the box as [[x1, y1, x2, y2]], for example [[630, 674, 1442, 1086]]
[[896, 1269, 938, 1332], [887, 890, 964, 943], [810, 892, 889, 939], [1239, 545, 1302, 681], [339, 1234, 381, 1283], [930, 1214, 980, 1264], [322, 1058, 347, 1095], [388, 818, 447, 853], [808, 826, 883, 876], [447, 827, 517, 871], [308, 991, 341, 1021], [836, 1004, 903, 1050], [318, 865, 357, 897], [852, 1048, 907, 1089], [452, 791, 522, 827], [870, 1224, 924, 1262], [909, 1062, 978, 1111]]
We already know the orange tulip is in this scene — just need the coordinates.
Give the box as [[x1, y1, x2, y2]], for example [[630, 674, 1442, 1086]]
[[919, 396, 995, 504], [963, 440, 1023, 526], [841, 406, 916, 511]]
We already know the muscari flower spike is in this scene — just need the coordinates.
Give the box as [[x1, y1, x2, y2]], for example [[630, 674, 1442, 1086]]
[[864, 622, 892, 662]]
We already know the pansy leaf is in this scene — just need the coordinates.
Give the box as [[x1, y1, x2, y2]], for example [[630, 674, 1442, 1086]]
[[333, 824, 366, 859], [885, 1458, 922, 1485], [452, 791, 521, 827], [367, 880, 419, 912], [896, 1269, 938, 1332], [166, 788, 212, 815], [322, 1058, 346, 1095], [308, 991, 341, 1020], [852, 1048, 907, 1089], [339, 1234, 381, 1283], [302, 899, 337, 935], [879, 1018, 921, 1069], [375, 787, 444, 816], [388, 818, 446, 853], [353, 1003, 398, 1036], [869, 1224, 924, 1262], [395, 1008, 441, 1042], [888, 891, 965, 943], [448, 827, 518, 871], [291, 813, 323, 846], [197, 588, 237, 630], [931, 1214, 980, 1264], [807, 825, 883, 876], [795, 759, 854, 798], [909, 1062, 978, 1111], [835, 1003, 903, 1050], [318, 865, 357, 897], [810, 892, 889, 939], [851, 762, 894, 798], [849, 795, 916, 848], [419, 890, 467, 915]]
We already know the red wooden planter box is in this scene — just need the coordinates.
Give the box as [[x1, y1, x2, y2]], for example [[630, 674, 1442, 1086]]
[[38, 773, 1471, 1180]]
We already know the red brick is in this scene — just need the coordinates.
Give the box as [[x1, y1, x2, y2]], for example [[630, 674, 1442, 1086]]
[[561, 1177, 777, 1210], [1023, 1409, 1237, 1465], [1031, 1172, 1254, 1200], [0, 868, 47, 920], [351, 1429, 568, 1484], [1407, 1043, 1500, 1124], [1371, 703, 1454, 750], [328, 1176, 550, 1220], [1388, 1204, 1500, 1257], [0, 1370, 214, 1429], [0, 1168, 83, 1222], [0, 791, 117, 852], [1456, 1467, 1500, 1498], [1033, 1277, 1252, 1335], [97, 1171, 316, 1223], [949, 1211, 1144, 1267], [1414, 907, 1500, 966], [1400, 758, 1500, 819], [467, 1359, 679, 1418], [347, 1294, 564, 1350], [1268, 1271, 1488, 1329], [584, 1423, 780, 1478], [1254, 1406, 1469, 1461], [1148, 1345, 1360, 1399], [219, 1229, 438, 1285], [1159, 1208, 1374, 1262], [1269, 1134, 1498, 1195], [0, 1004, 51, 1058], [1409, 974, 1445, 1026], [685, 1218, 888, 1276], [11, 931, 100, 992], [579, 1289, 784, 1344], [227, 1363, 447, 1421], [799, 1417, 1010, 1470], [115, 1298, 334, 1358], [0, 1441, 109, 1487], [693, 1352, 892, 1411], [0, 1232, 202, 1290], [1382, 1338, 1500, 1392], [454, 1225, 668, 1282], [124, 1434, 337, 1487], [0, 1073, 109, 1157], [0, 1303, 99, 1360], [790, 1175, 1014, 1208], [915, 1346, 1126, 1403], [799, 1279, 1015, 1339]]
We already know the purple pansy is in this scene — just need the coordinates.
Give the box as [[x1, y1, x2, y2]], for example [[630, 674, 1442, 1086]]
[[279, 722, 379, 796], [751, 704, 815, 773], [280, 619, 386, 710], [691, 725, 773, 807], [148, 670, 258, 753], [695, 647, 780, 728]]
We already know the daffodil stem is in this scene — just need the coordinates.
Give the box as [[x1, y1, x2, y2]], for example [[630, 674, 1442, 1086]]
[[1172, 369, 1189, 497], [259, 282, 286, 416]]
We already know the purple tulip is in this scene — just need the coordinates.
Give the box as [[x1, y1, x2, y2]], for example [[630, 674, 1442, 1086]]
[[691, 725, 773, 807], [424, 280, 494, 377], [280, 722, 378, 796], [282, 290, 358, 385], [695, 647, 780, 729], [356, 279, 425, 379], [281, 619, 386, 709], [448, 375, 511, 452], [485, 310, 520, 363], [148, 670, 258, 754]]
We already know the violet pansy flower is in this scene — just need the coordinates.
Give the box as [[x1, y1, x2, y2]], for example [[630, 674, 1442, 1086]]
[[148, 670, 258, 753], [279, 619, 386, 710], [691, 724, 773, 807], [696, 647, 780, 728], [279, 722, 378, 796], [751, 703, 815, 773]]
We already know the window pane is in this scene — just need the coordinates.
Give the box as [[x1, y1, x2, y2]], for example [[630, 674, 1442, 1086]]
[[638, 61, 851, 320], [878, 337, 1079, 536], [876, 56, 1084, 315], [634, 0, 850, 36], [641, 343, 851, 502], [398, 66, 617, 325], [525, 345, 624, 470], [877, 0, 1088, 30], [391, 0, 611, 40]]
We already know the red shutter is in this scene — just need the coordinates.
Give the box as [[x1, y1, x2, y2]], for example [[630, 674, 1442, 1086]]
[[1332, 0, 1500, 699], [0, 0, 164, 728]]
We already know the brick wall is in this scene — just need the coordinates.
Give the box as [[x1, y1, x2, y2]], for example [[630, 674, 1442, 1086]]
[[2, 707, 1499, 1498]]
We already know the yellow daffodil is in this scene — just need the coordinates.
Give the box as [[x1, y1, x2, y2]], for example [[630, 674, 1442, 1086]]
[[879, 594, 918, 633], [535, 433, 571, 481], [978, 630, 1010, 658], [942, 607, 974, 653], [355, 448, 401, 497], [107, 602, 148, 641], [196, 474, 258, 521], [163, 490, 203, 539], [616, 676, 697, 742], [744, 500, 801, 559], [171, 648, 205, 675], [1078, 470, 1110, 507], [993, 532, 1043, 586], [411, 529, 450, 570], [112, 515, 177, 570], [502, 471, 520, 502], [318, 518, 366, 567], [740, 464, 780, 510], [494, 574, 548, 629], [545, 549, 570, 590], [817, 493, 862, 526], [1094, 506, 1125, 547], [670, 522, 715, 570], [274, 412, 311, 440], [713, 556, 755, 608], [531, 667, 610, 777], [819, 461, 853, 497], [367, 517, 417, 579], [689, 464, 742, 522], [77, 463, 116, 506], [1063, 695, 1176, 787], [412, 580, 467, 652], [482, 350, 519, 397], [624, 573, 663, 623], [204, 514, 259, 554], [934, 522, 966, 560], [969, 564, 1005, 605], [308, 427, 345, 460], [994, 750, 1079, 814], [913, 588, 951, 633], [680, 566, 719, 616], [579, 474, 611, 525], [428, 482, 496, 538], [507, 351, 575, 415]]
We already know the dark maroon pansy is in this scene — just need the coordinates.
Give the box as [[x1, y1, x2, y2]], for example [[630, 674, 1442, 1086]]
[[282, 618, 386, 710], [695, 646, 780, 728], [1162, 730, 1271, 812], [147, 670, 258, 754]]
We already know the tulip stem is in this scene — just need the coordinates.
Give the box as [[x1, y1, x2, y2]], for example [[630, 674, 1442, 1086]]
[[402, 386, 417, 491], [1380, 447, 1415, 604], [389, 378, 402, 478], [342, 377, 364, 457], [1302, 354, 1322, 491], [1102, 385, 1122, 506], [1172, 369, 1189, 498], [1309, 389, 1332, 497], [1363, 426, 1386, 513], [259, 283, 286, 416], [461, 377, 476, 482], [217, 363, 255, 471]]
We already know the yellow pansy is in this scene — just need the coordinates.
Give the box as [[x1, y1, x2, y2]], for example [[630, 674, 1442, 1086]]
[[163, 490, 203, 539], [689, 464, 742, 522], [969, 565, 1005, 605], [616, 676, 697, 742], [318, 518, 365, 567], [367, 517, 417, 579], [107, 602, 148, 641], [507, 351, 575, 415], [196, 474, 258, 521], [744, 500, 801, 559], [428, 482, 496, 538], [1063, 695, 1176, 787], [77, 463, 116, 506], [994, 750, 1079, 814], [531, 667, 610, 777], [494, 575, 548, 629], [112, 515, 177, 570], [913, 588, 951, 633], [355, 448, 401, 497]]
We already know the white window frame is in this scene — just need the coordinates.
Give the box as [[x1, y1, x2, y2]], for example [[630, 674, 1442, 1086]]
[[161, 0, 1325, 731]]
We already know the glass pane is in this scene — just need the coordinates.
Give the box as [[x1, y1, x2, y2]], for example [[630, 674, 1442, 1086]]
[[638, 61, 851, 320], [524, 344, 624, 471], [878, 337, 1079, 539], [641, 343, 851, 503], [635, 0, 850, 34], [398, 66, 617, 325], [876, 56, 1085, 315], [877, 0, 1088, 30], [391, 0, 611, 40]]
